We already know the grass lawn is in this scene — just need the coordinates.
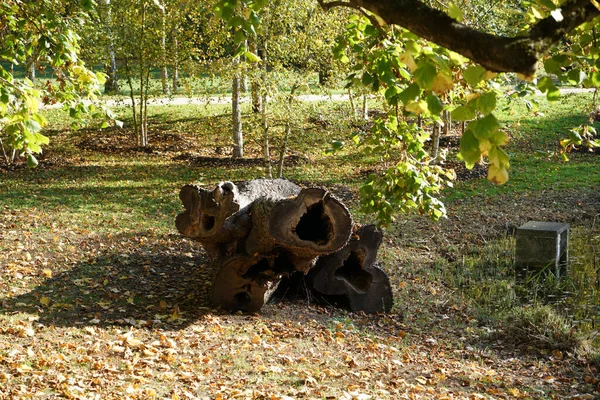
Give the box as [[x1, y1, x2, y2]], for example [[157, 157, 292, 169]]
[[1, 92, 599, 398]]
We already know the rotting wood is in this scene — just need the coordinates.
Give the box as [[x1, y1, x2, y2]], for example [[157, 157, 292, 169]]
[[176, 179, 393, 313]]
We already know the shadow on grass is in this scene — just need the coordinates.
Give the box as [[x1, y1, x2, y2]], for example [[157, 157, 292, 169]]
[[1, 233, 217, 330]]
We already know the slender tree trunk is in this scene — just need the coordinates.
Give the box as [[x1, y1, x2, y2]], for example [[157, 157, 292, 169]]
[[138, 0, 148, 147], [232, 57, 243, 158], [142, 68, 150, 146], [277, 84, 299, 178], [249, 41, 262, 113], [172, 34, 179, 92], [261, 14, 272, 178], [102, 0, 119, 94], [362, 94, 369, 120], [26, 56, 35, 82], [262, 94, 271, 178], [431, 122, 441, 161], [124, 56, 139, 140], [277, 125, 291, 178], [348, 89, 357, 117], [105, 49, 119, 94], [0, 138, 10, 164], [442, 109, 450, 136], [160, 1, 170, 95], [241, 40, 249, 93]]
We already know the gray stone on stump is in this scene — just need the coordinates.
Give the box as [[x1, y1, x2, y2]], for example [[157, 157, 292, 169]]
[[515, 221, 569, 277]]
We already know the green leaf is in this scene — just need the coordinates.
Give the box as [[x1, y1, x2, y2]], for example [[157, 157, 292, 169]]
[[543, 58, 560, 74], [233, 44, 246, 58], [35, 133, 49, 145], [28, 142, 41, 153], [405, 100, 428, 115], [398, 83, 421, 105], [27, 153, 38, 168], [448, 3, 463, 21], [385, 86, 399, 104], [361, 72, 374, 86], [332, 140, 345, 150], [405, 40, 421, 55], [537, 76, 554, 92], [468, 114, 500, 139], [244, 51, 261, 63], [537, 76, 560, 100], [252, 0, 267, 10], [426, 93, 443, 115], [79, 0, 94, 11], [567, 69, 586, 86], [487, 164, 509, 184], [463, 65, 486, 87], [234, 29, 247, 44], [459, 130, 480, 168], [546, 86, 560, 101], [451, 105, 476, 121], [23, 119, 41, 132], [489, 146, 510, 168], [230, 16, 244, 27], [591, 71, 600, 87], [534, 0, 557, 9], [490, 130, 509, 146], [473, 91, 497, 116], [414, 62, 437, 89]]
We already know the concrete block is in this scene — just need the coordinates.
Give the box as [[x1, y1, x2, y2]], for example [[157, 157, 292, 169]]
[[515, 221, 569, 276]]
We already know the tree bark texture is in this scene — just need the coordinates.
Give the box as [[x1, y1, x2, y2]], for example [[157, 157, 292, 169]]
[[176, 179, 393, 313], [232, 58, 244, 158], [320, 0, 600, 76]]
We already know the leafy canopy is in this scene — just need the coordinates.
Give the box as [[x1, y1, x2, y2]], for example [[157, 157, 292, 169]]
[[215, 0, 600, 224], [0, 0, 107, 165]]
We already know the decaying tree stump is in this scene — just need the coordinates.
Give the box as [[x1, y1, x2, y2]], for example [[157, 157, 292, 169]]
[[176, 178, 393, 313], [306, 225, 393, 313]]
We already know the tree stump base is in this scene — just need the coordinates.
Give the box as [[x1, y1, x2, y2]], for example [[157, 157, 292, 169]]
[[176, 179, 393, 314]]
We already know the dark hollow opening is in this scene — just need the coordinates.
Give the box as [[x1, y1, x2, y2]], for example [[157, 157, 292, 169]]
[[295, 201, 333, 245], [272, 251, 295, 275], [242, 258, 273, 284], [334, 251, 373, 293], [233, 291, 251, 310], [201, 213, 215, 231]]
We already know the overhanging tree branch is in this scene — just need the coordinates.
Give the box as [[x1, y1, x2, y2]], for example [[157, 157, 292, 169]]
[[320, 0, 600, 75]]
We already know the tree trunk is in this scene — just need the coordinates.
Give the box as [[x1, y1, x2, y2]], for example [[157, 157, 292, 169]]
[[277, 125, 291, 178], [102, 0, 119, 94], [362, 94, 369, 120], [260, 20, 271, 178], [305, 225, 393, 313], [348, 89, 357, 117], [431, 122, 441, 161], [249, 42, 262, 113], [160, 0, 170, 96], [175, 179, 371, 313], [26, 56, 36, 82], [244, 187, 353, 269], [123, 56, 139, 140], [232, 59, 243, 158], [172, 35, 179, 92], [442, 109, 450, 136]]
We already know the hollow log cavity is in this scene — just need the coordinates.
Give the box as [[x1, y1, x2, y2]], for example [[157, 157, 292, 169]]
[[334, 250, 373, 293], [295, 201, 333, 245]]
